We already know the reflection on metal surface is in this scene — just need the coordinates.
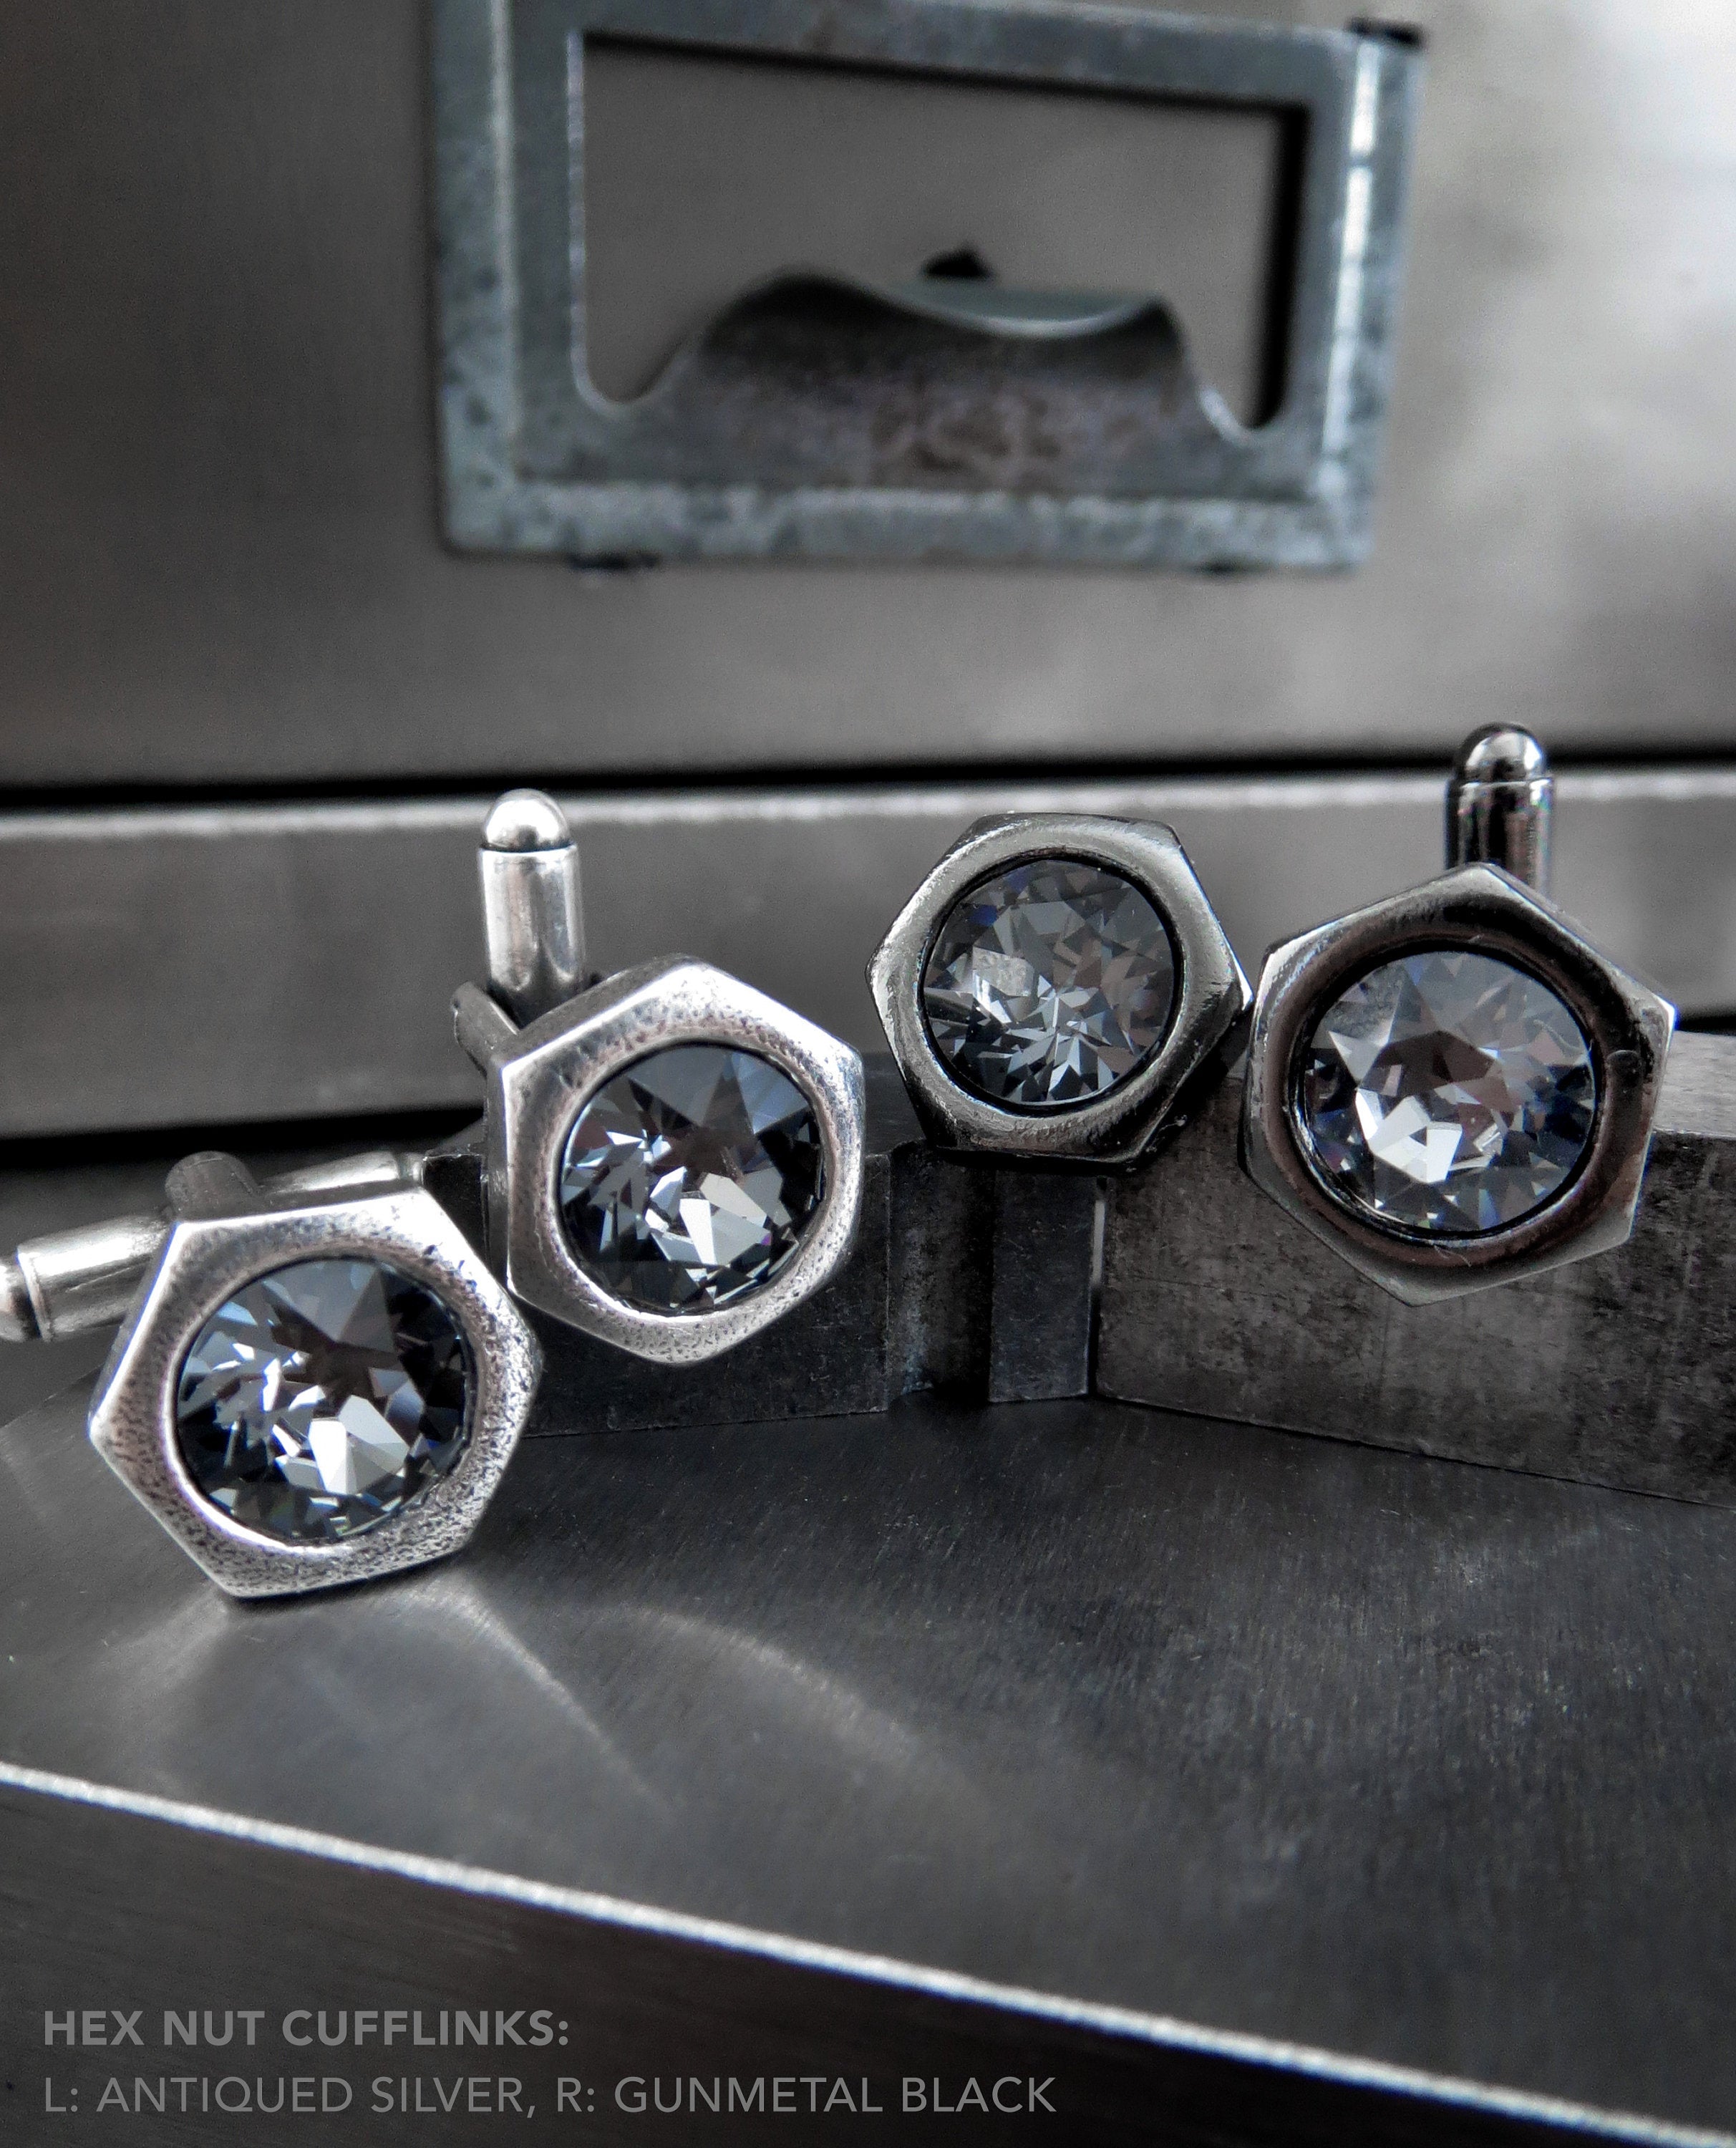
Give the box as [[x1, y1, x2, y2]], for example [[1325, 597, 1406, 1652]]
[[440, 1578, 673, 1816], [10, 1382, 1736, 2135], [478, 789, 589, 1026], [433, 0, 1421, 565]]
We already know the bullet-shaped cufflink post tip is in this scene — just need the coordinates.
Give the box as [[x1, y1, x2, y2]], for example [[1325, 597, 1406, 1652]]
[[1445, 723, 1552, 894], [1453, 725, 1548, 788], [0, 1257, 38, 1342], [483, 789, 573, 855]]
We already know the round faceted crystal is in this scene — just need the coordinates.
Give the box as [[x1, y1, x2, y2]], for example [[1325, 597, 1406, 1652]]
[[559, 1044, 825, 1312], [1296, 947, 1597, 1237], [921, 860, 1176, 1110], [175, 1258, 471, 1542]]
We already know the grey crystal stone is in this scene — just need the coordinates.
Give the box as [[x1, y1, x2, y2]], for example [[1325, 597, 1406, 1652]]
[[175, 1258, 471, 1542], [558, 1044, 824, 1311], [921, 859, 1176, 1110], [1296, 947, 1597, 1237]]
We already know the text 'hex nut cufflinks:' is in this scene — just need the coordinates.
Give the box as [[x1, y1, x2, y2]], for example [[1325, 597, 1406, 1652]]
[[454, 792, 866, 1364], [870, 813, 1250, 1163], [1241, 728, 1676, 1304]]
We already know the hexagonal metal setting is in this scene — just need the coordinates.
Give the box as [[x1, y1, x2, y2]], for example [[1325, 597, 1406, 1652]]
[[87, 1178, 541, 1598], [460, 957, 865, 1365], [868, 814, 1251, 1163], [1241, 863, 1677, 1305]]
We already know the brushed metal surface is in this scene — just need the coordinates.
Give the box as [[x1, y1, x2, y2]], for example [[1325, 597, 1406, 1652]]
[[0, 1, 1733, 776], [4, 1786, 1695, 2147], [4, 1383, 1736, 2137], [0, 770, 1734, 1138]]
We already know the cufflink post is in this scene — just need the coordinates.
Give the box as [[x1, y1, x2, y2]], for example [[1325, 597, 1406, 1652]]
[[1445, 725, 1552, 894], [478, 790, 586, 1028], [0, 1150, 420, 1344]]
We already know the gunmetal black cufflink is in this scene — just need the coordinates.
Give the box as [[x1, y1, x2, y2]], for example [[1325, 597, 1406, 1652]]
[[1241, 727, 1676, 1303], [870, 813, 1249, 1162], [453, 792, 866, 1363], [0, 1150, 540, 1596]]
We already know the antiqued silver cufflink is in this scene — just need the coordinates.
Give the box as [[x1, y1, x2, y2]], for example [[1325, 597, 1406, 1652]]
[[1242, 727, 1677, 1305], [452, 792, 866, 1365], [0, 1149, 540, 1596], [868, 813, 1250, 1162]]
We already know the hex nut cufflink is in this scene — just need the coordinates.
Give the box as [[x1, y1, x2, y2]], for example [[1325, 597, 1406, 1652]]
[[869, 813, 1250, 1163], [455, 795, 866, 1365], [82, 1154, 540, 1597], [1242, 731, 1677, 1305]]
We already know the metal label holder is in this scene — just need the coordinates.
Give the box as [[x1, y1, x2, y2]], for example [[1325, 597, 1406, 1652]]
[[432, 0, 1422, 566]]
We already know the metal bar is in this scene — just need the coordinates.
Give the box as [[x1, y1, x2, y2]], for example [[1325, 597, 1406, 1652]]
[[0, 769, 1734, 1139]]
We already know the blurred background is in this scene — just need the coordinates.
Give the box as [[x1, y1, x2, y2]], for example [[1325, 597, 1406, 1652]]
[[0, 0, 1733, 1152]]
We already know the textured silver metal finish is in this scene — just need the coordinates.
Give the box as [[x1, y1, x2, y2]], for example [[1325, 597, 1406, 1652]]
[[1242, 864, 1676, 1305], [87, 1166, 540, 1598], [163, 1147, 259, 1219], [1447, 725, 1553, 894], [871, 814, 1248, 1161], [432, 0, 1420, 567], [480, 788, 588, 1025], [457, 957, 865, 1363]]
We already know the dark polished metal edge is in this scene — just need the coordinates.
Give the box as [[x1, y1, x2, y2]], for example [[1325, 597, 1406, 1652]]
[[868, 813, 1249, 1162], [1241, 865, 1675, 1304], [0, 1760, 1720, 2147]]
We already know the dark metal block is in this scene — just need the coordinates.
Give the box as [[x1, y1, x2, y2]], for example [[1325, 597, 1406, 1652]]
[[1098, 1030, 1736, 1508], [886, 1140, 995, 1403], [987, 1169, 1097, 1406]]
